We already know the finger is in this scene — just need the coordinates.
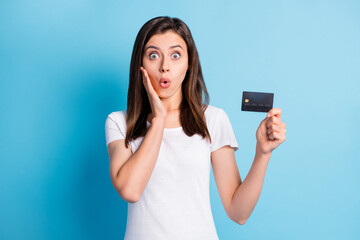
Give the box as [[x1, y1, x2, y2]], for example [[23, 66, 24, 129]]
[[142, 67, 150, 81], [267, 124, 282, 135], [266, 116, 283, 128], [271, 132, 286, 142], [269, 132, 277, 140], [267, 108, 282, 119], [140, 66, 150, 83], [261, 116, 269, 124], [268, 126, 286, 136], [140, 67, 149, 91], [140, 67, 154, 93], [270, 130, 287, 141], [141, 68, 161, 103], [269, 131, 282, 141]]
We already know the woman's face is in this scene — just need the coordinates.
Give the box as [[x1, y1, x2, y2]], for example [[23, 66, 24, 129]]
[[142, 30, 189, 100]]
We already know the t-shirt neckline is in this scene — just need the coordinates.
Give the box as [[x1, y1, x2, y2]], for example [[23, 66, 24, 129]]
[[146, 120, 183, 131]]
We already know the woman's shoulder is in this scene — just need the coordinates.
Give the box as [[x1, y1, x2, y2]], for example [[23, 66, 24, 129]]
[[106, 109, 127, 123], [204, 104, 227, 126], [204, 104, 225, 117]]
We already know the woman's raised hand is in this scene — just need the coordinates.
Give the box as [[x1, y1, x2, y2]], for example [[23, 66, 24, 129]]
[[255, 108, 287, 155], [140, 66, 167, 119]]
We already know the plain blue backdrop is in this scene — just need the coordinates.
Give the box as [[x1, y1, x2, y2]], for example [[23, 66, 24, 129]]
[[1, 0, 359, 239]]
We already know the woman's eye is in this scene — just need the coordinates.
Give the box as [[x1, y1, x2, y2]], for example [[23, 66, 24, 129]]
[[148, 52, 180, 60], [172, 52, 180, 59], [149, 53, 158, 59]]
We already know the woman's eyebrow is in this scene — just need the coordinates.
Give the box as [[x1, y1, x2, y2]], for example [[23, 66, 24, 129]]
[[145, 44, 183, 51]]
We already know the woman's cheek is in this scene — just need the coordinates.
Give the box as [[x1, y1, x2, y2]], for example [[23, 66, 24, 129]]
[[178, 65, 188, 80], [149, 76, 157, 89]]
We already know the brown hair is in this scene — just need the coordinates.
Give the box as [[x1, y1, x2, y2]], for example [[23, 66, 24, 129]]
[[125, 16, 211, 148]]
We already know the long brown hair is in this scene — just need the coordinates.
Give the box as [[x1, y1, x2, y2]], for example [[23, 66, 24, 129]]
[[125, 16, 211, 148]]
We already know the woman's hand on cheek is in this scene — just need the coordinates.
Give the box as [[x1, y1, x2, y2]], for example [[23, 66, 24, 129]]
[[140, 66, 167, 119], [255, 108, 287, 155]]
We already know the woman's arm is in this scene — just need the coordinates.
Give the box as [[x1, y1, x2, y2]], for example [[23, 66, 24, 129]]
[[211, 146, 271, 225], [228, 150, 271, 224], [212, 108, 286, 224], [108, 117, 165, 203], [108, 66, 168, 203]]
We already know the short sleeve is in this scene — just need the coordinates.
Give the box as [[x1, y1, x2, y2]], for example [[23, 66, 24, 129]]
[[210, 109, 239, 152], [105, 111, 126, 147]]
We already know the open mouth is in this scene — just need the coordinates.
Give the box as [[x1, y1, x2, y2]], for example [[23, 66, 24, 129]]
[[160, 78, 170, 88], [160, 81, 170, 88]]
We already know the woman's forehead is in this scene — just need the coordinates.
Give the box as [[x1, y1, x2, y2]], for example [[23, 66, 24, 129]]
[[145, 31, 187, 50]]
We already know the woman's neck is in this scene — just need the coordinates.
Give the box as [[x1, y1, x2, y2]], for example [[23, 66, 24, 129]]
[[159, 93, 182, 112]]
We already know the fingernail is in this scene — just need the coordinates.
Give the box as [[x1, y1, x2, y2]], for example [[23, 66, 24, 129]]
[[267, 113, 271, 117]]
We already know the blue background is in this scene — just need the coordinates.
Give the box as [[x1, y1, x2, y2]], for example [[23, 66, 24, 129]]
[[1, 0, 359, 239]]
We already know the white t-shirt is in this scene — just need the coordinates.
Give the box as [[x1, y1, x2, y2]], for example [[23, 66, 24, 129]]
[[105, 105, 238, 240]]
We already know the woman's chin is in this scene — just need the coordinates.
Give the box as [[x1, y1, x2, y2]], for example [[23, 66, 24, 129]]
[[158, 94, 169, 99], [157, 85, 182, 100], [156, 90, 170, 99]]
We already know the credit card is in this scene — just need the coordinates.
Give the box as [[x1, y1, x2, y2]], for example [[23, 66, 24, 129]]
[[241, 91, 274, 112]]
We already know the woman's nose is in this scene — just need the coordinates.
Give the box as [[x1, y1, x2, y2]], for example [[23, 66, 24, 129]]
[[160, 59, 170, 72], [161, 67, 169, 72]]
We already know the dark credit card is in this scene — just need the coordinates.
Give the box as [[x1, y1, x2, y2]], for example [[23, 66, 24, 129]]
[[241, 91, 274, 112]]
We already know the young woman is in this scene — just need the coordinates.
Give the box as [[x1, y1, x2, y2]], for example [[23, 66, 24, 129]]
[[105, 16, 286, 240]]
